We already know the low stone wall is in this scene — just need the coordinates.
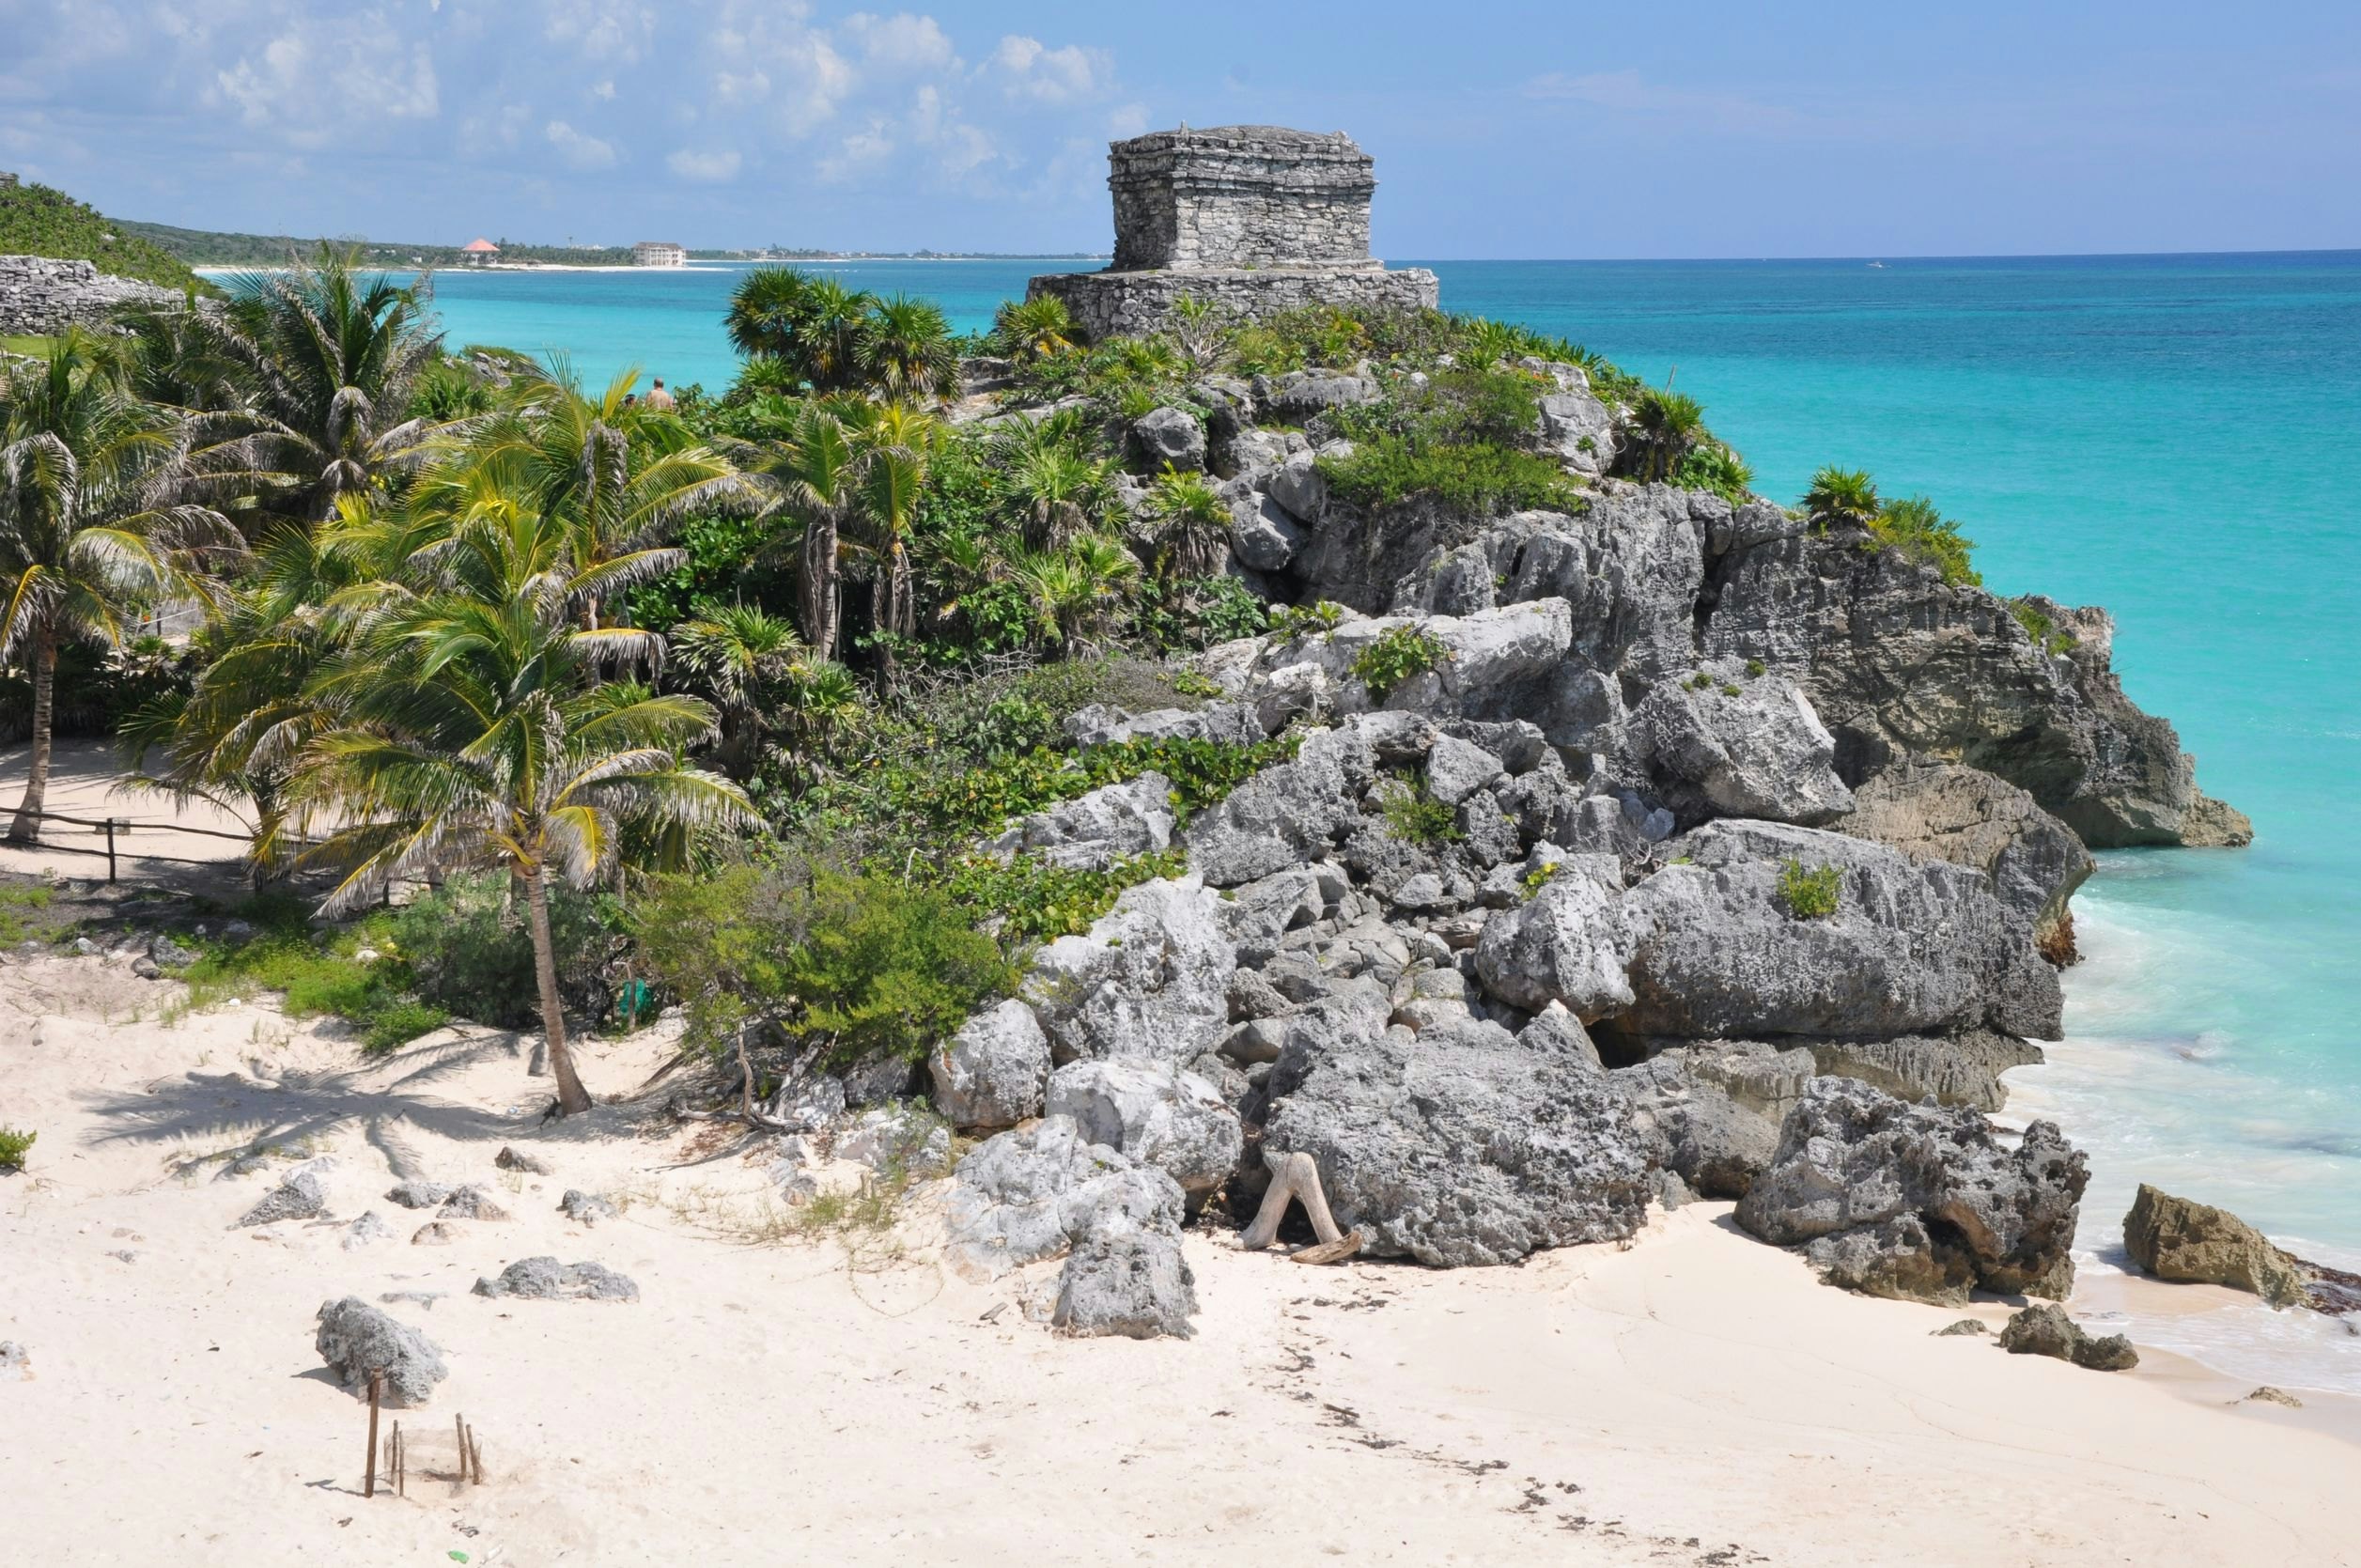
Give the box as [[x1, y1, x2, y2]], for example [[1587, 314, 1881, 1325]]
[[1028, 265, 1440, 342], [0, 255, 183, 336]]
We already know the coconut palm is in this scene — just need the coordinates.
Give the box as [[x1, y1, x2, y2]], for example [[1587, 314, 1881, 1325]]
[[989, 295, 1078, 362], [747, 404, 862, 660], [429, 363, 751, 627], [858, 294, 959, 404], [725, 268, 878, 396], [1802, 466, 1882, 533], [297, 504, 753, 1115], [670, 603, 809, 780], [1626, 388, 1708, 483], [1008, 534, 1138, 654], [186, 247, 453, 528], [1, 337, 235, 841]]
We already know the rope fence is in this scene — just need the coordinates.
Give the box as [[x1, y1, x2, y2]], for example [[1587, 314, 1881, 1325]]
[[6, 806, 258, 881]]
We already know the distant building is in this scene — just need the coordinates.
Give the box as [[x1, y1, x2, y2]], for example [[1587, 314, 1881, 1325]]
[[459, 238, 500, 268], [632, 241, 688, 268]]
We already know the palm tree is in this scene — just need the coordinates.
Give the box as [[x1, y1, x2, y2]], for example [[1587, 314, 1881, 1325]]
[[430, 363, 751, 628], [187, 248, 453, 529], [1802, 466, 1882, 533], [748, 404, 862, 660], [989, 295, 1077, 362], [856, 443, 929, 688], [670, 604, 807, 780], [297, 504, 753, 1115], [1, 337, 235, 841], [724, 268, 878, 396], [1626, 388, 1708, 483], [1138, 464, 1232, 579], [1008, 534, 1138, 655], [858, 295, 959, 404]]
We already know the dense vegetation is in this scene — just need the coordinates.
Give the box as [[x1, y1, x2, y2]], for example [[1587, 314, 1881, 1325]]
[[0, 249, 1996, 1116], [0, 181, 204, 289]]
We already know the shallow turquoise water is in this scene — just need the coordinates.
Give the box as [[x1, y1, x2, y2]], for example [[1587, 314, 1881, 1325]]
[[418, 256, 2361, 1374]]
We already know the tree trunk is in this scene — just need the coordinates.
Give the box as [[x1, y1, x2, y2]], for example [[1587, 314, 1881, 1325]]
[[524, 860, 593, 1116], [800, 515, 839, 661], [7, 630, 56, 844]]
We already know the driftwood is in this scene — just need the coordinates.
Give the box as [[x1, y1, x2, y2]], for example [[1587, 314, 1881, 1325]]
[[1288, 1231, 1363, 1266], [1241, 1151, 1344, 1251]]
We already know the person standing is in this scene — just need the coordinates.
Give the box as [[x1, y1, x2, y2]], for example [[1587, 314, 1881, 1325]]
[[644, 377, 676, 411]]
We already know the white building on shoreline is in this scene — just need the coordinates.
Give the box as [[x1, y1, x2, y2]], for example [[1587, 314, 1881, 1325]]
[[632, 241, 688, 267]]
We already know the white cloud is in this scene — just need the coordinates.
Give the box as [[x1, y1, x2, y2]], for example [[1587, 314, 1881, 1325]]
[[988, 35, 1109, 104], [540, 0, 656, 64], [667, 147, 742, 182], [842, 12, 955, 72], [545, 119, 618, 170], [209, 16, 439, 146]]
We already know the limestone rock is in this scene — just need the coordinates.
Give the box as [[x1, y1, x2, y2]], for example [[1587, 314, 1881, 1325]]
[[1257, 368, 1380, 425], [1266, 449, 1328, 523], [1052, 1227, 1198, 1339], [943, 1115, 1187, 1281], [1616, 1042, 1815, 1199], [1933, 1318, 1990, 1336], [835, 1103, 952, 1177], [1471, 855, 1634, 1018], [931, 998, 1052, 1129], [238, 1171, 326, 1228], [2121, 1184, 2312, 1309], [1804, 1030, 2043, 1113], [1186, 726, 1375, 886], [1997, 1303, 2138, 1371], [1130, 405, 1206, 471], [1613, 820, 2062, 1043], [339, 1211, 396, 1251], [558, 1189, 617, 1226], [1229, 489, 1311, 571], [1839, 762, 2092, 954], [1536, 385, 1617, 475], [1737, 1077, 2088, 1301], [1263, 1013, 1653, 1266], [1046, 1059, 1244, 1209], [494, 1145, 554, 1175], [987, 771, 1175, 870], [315, 1296, 447, 1405], [472, 1257, 641, 1302], [1633, 668, 1853, 826], [1020, 876, 1236, 1065], [410, 1221, 458, 1246], [436, 1185, 511, 1222], [1423, 736, 1504, 805], [384, 1180, 453, 1210]]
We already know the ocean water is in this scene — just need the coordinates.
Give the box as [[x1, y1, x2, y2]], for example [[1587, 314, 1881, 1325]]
[[417, 254, 2361, 1386]]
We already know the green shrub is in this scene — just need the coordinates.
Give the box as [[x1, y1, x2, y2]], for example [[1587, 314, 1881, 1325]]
[[1351, 624, 1447, 698], [940, 848, 1187, 945], [0, 882, 55, 945], [1521, 862, 1562, 898], [1776, 859, 1843, 920], [2008, 598, 2077, 657], [1377, 778, 1462, 846], [362, 1001, 452, 1054], [386, 874, 617, 1028], [1870, 496, 1981, 586], [1268, 600, 1345, 640], [1320, 434, 1586, 514], [0, 1126, 34, 1171], [1745, 659, 1766, 677], [1673, 441, 1754, 503]]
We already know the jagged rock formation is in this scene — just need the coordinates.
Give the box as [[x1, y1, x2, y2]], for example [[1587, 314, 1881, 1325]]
[[2122, 1184, 2361, 1315], [315, 1297, 446, 1405], [1027, 127, 1437, 340]]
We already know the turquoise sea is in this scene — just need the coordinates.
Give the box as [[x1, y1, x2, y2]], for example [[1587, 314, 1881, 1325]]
[[417, 255, 2361, 1387]]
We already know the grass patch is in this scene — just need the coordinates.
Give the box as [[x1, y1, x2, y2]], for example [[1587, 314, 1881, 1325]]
[[0, 881, 61, 945], [0, 1126, 36, 1171], [1377, 777, 1462, 846], [1776, 858, 1843, 920], [2008, 598, 2077, 657], [2, 334, 62, 359], [1319, 433, 1585, 514], [1869, 496, 1981, 586], [171, 896, 444, 1052]]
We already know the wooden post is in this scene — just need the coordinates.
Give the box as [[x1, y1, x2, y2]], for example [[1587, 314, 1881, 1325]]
[[456, 1415, 468, 1485], [103, 817, 117, 883], [364, 1370, 383, 1498], [467, 1421, 484, 1484]]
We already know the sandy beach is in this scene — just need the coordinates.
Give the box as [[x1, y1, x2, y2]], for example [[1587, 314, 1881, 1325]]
[[4, 950, 2352, 1568]]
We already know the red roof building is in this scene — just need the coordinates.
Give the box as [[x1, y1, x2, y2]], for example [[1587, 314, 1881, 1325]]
[[460, 238, 500, 267]]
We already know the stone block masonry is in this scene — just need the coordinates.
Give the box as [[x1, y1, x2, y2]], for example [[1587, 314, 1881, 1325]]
[[0, 255, 182, 337], [1027, 124, 1439, 340]]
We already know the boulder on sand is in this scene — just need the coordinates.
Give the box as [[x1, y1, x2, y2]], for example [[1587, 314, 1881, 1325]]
[[315, 1296, 447, 1405], [1045, 1058, 1243, 1211], [1997, 1302, 2138, 1371], [2121, 1184, 2315, 1310], [1052, 1226, 1199, 1339], [472, 1258, 640, 1302]]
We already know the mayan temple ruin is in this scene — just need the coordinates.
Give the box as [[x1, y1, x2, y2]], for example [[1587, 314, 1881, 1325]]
[[1026, 125, 1439, 340]]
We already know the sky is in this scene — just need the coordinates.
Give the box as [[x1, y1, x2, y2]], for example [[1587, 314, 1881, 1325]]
[[1, 0, 2356, 258]]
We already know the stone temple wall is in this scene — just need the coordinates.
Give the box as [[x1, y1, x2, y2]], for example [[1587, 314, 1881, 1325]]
[[1029, 124, 1437, 340], [1109, 127, 1375, 271], [0, 255, 182, 336]]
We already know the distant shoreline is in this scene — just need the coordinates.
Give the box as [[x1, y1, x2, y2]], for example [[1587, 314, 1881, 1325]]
[[193, 256, 1103, 276]]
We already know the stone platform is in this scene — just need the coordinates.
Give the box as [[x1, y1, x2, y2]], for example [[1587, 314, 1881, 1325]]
[[1027, 264, 1439, 343]]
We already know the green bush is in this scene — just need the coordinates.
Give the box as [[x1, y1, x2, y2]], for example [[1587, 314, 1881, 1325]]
[[1268, 600, 1345, 640], [362, 1001, 452, 1053], [940, 848, 1187, 946], [1320, 434, 1585, 514], [1377, 778, 1462, 846], [1870, 496, 1981, 586], [1776, 858, 1843, 920], [1674, 441, 1754, 503], [1351, 624, 1447, 698], [2008, 598, 2077, 656], [0, 1126, 35, 1171], [386, 874, 616, 1028]]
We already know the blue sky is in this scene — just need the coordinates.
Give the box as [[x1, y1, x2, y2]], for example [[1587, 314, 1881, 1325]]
[[1, 0, 2355, 256]]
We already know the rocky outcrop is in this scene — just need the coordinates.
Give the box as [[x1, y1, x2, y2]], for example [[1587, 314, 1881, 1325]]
[[1737, 1078, 2089, 1303], [943, 1114, 1187, 1280], [1470, 853, 1633, 1017], [1020, 876, 1235, 1065], [1262, 1005, 1653, 1266], [1839, 761, 2092, 955], [2121, 1184, 2361, 1314], [238, 1169, 327, 1227], [1702, 528, 2246, 848], [1046, 1059, 1244, 1210], [315, 1297, 447, 1405], [1052, 1228, 1199, 1339], [1803, 1030, 2043, 1113], [472, 1258, 641, 1302], [987, 772, 1175, 870], [1617, 1042, 1815, 1198], [1610, 820, 2062, 1044], [1632, 666, 1853, 826]]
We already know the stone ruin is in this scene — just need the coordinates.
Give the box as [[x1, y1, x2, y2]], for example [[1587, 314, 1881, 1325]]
[[1027, 125, 1438, 341]]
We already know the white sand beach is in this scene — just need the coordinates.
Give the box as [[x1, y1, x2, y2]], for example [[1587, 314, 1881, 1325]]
[[4, 954, 2352, 1568]]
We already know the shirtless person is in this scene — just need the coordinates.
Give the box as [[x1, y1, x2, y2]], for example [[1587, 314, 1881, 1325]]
[[644, 377, 676, 411]]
